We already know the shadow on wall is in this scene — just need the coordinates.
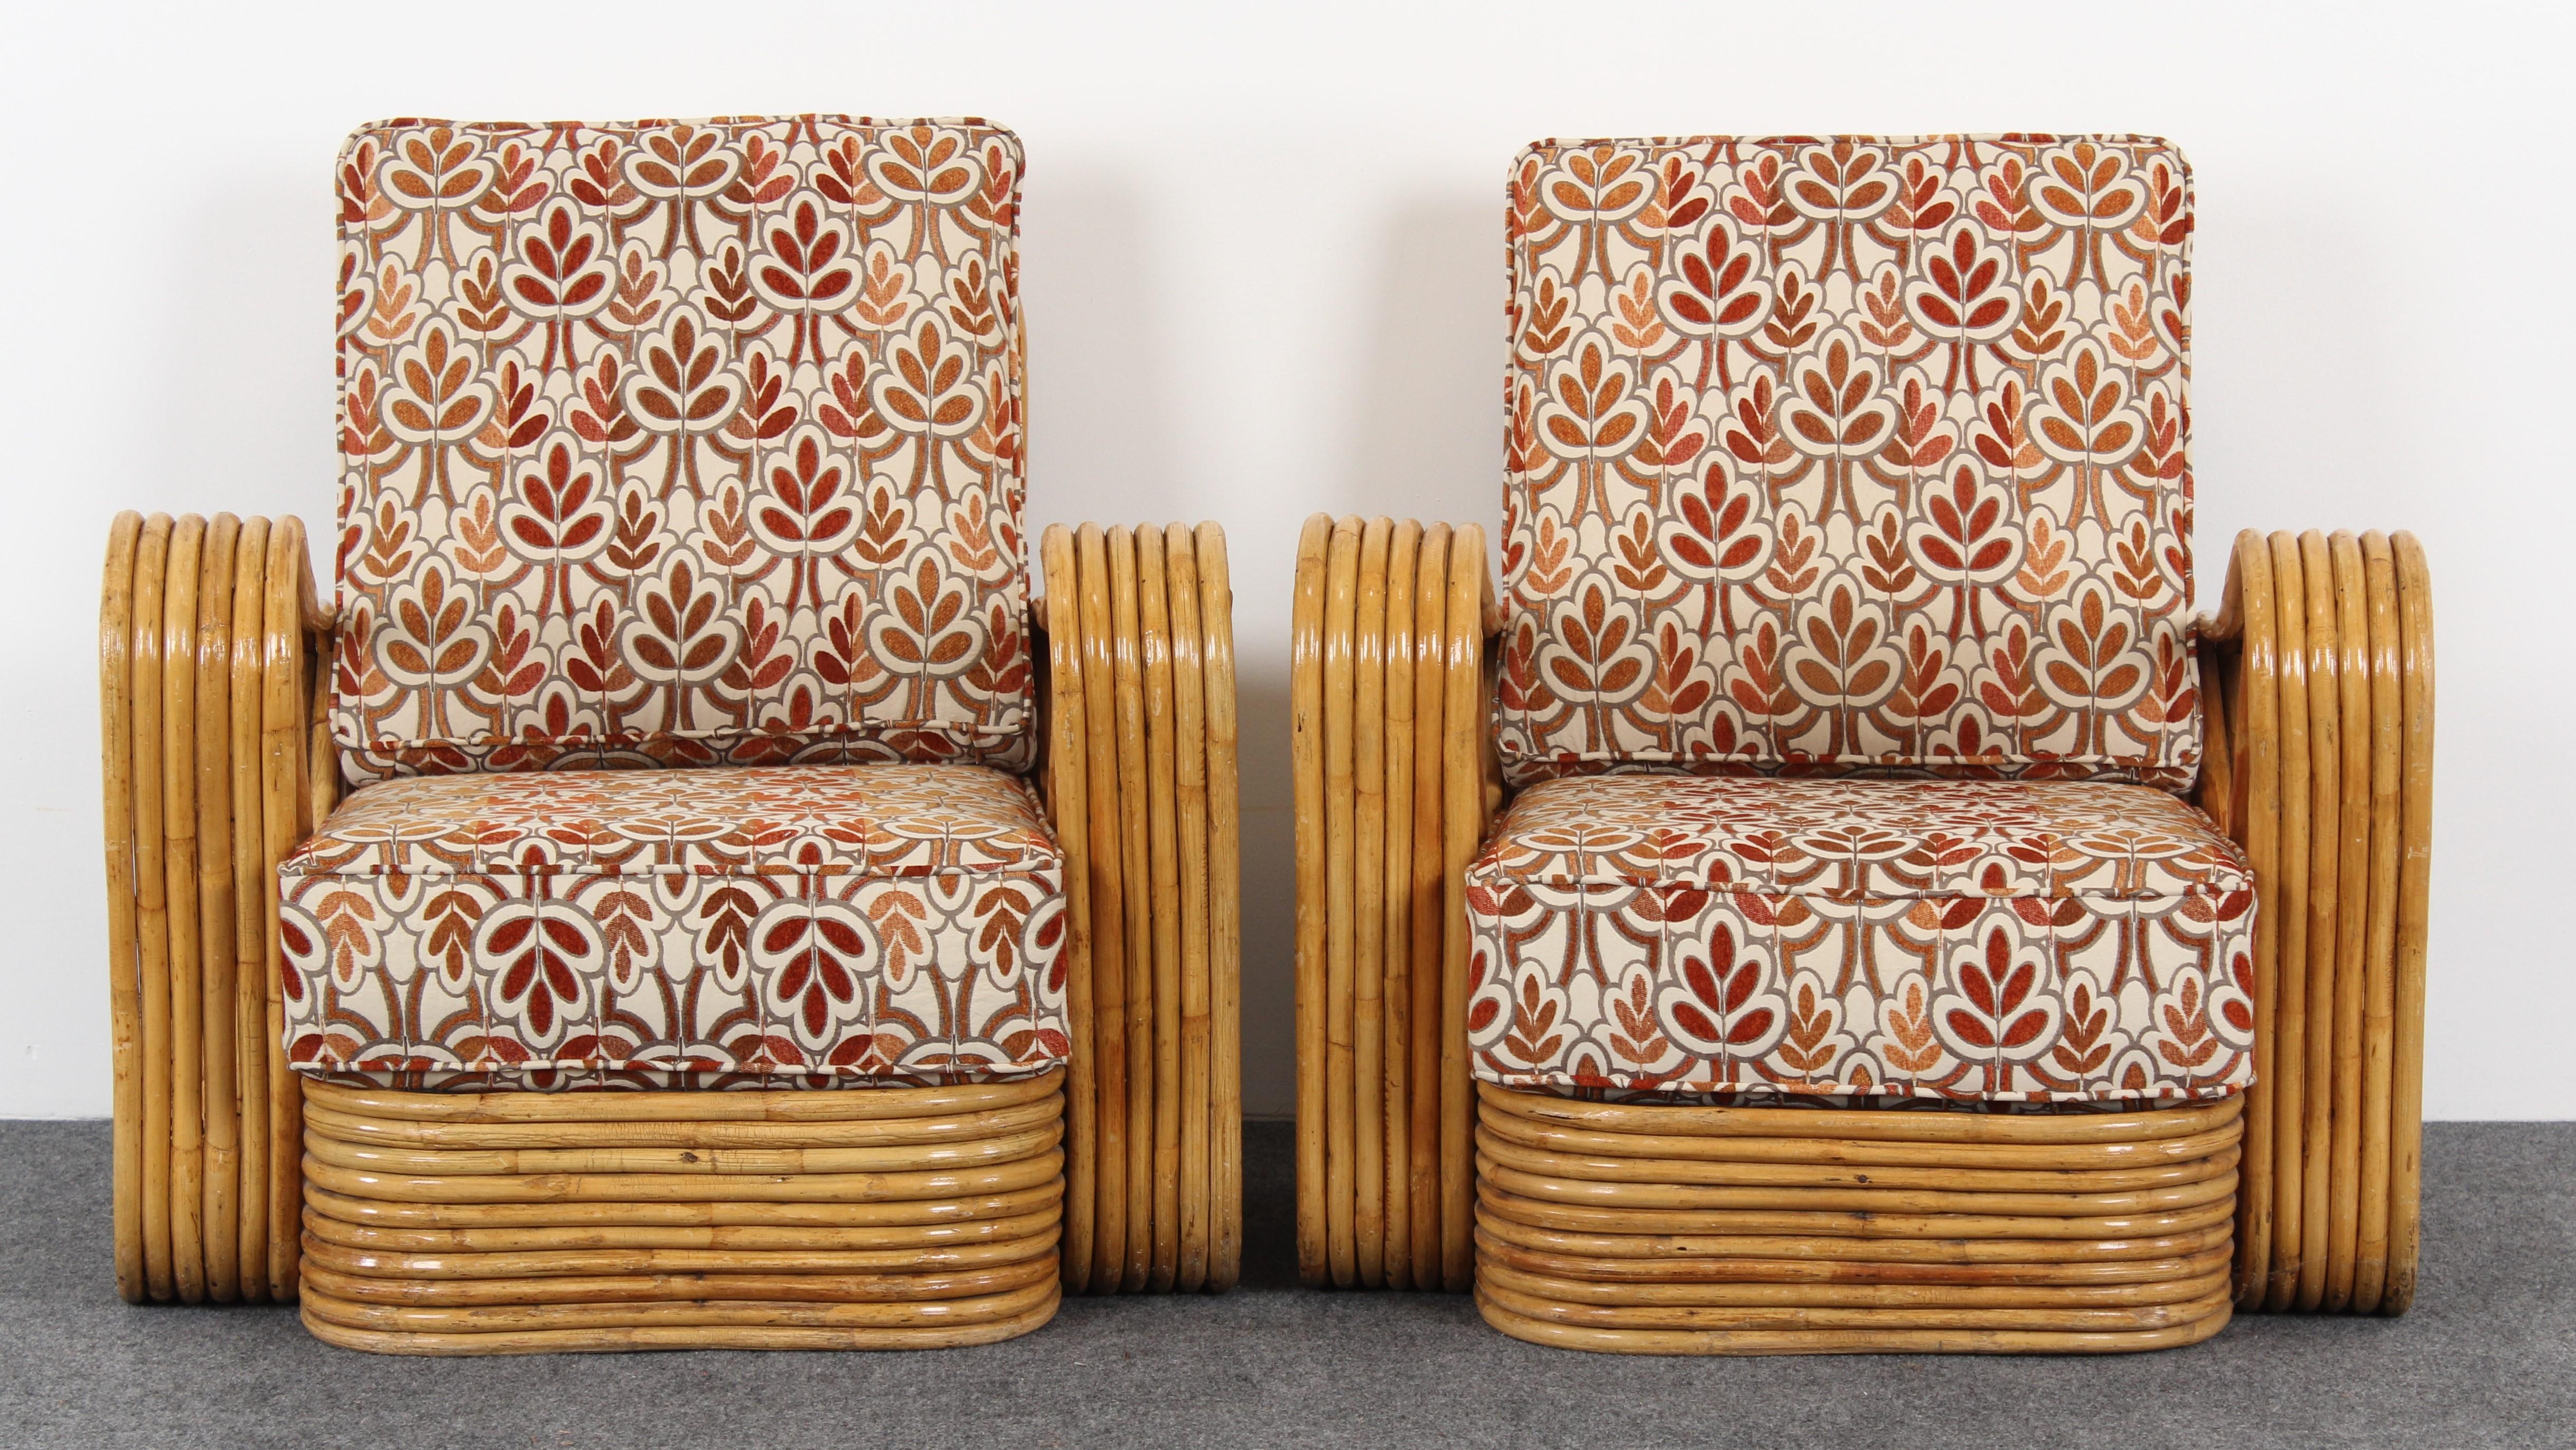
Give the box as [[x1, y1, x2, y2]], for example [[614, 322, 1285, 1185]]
[[1235, 195, 1500, 1119], [1019, 167, 1188, 526], [951, 172, 1498, 1119], [143, 173, 335, 542]]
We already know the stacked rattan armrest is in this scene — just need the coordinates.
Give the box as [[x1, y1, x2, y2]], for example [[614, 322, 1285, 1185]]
[[2197, 530, 2434, 1314]]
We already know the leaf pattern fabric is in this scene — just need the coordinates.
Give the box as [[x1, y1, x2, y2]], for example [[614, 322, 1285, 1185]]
[[1498, 135, 2199, 789], [279, 764, 1068, 1089], [333, 116, 1033, 781], [1464, 775, 2254, 1103]]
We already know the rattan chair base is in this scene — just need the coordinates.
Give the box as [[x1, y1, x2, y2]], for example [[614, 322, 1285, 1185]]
[[299, 1290, 1062, 1355], [1473, 1084, 2243, 1355], [298, 1075, 1067, 1354]]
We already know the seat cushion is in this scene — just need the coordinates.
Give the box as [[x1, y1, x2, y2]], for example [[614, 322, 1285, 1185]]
[[279, 764, 1066, 1088], [333, 117, 1034, 781], [1496, 135, 2200, 789], [1465, 775, 2253, 1103]]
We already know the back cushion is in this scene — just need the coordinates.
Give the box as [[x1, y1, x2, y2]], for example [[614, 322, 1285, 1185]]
[[1498, 135, 2199, 790], [334, 116, 1033, 779]]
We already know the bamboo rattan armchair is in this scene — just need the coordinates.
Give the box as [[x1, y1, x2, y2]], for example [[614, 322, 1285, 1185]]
[[96, 116, 1242, 1351], [1291, 134, 2434, 1350]]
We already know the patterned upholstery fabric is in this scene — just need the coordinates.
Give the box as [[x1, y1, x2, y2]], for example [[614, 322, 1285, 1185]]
[[1497, 135, 2199, 789], [334, 116, 1033, 780], [279, 764, 1067, 1088], [1464, 775, 2253, 1103]]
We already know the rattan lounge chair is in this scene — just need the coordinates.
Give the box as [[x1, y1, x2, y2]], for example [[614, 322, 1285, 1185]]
[[96, 115, 1242, 1350], [1290, 134, 2433, 1349]]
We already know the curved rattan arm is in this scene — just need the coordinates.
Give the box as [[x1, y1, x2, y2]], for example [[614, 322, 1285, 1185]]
[[2195, 529, 2433, 1317], [100, 512, 332, 1306], [1034, 522, 1241, 1295], [1289, 514, 1498, 1291]]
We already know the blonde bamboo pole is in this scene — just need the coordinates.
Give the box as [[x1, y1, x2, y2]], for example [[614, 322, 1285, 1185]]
[[1476, 1129, 2238, 1194], [302, 1121, 1066, 1178], [2264, 529, 2310, 1312], [132, 512, 174, 1302], [298, 1227, 1060, 1279], [303, 1181, 1064, 1232], [1504, 1097, 2246, 1154], [2291, 530, 2341, 1312], [1351, 517, 1391, 1285], [2354, 532, 2403, 1313], [1194, 521, 1243, 1291], [1475, 1298, 2229, 1355], [1476, 1157, 2236, 1219], [194, 513, 242, 1302], [300, 1298, 1061, 1355], [2219, 533, 2279, 1306], [1408, 525, 1451, 1288], [1164, 526, 1213, 1292], [1037, 527, 1094, 1293], [1074, 525, 1128, 1292], [310, 1074, 1061, 1124], [1477, 1242, 2235, 1295], [1379, 519, 1420, 1288], [1319, 517, 1362, 1286], [99, 512, 146, 1304], [1478, 1101, 2244, 1170], [303, 1147, 1067, 1208], [302, 1095, 1065, 1150], [1474, 1210, 2235, 1268], [1477, 1278, 2233, 1336], [2323, 532, 2372, 1311], [1439, 524, 1487, 1291], [1479, 1183, 2237, 1243], [301, 1279, 1059, 1338], [2386, 532, 2433, 1315], [298, 1253, 1061, 1308], [162, 514, 209, 1302], [229, 516, 273, 1299], [302, 1208, 1066, 1255], [1477, 1258, 2233, 1311], [1104, 525, 1154, 1292], [1134, 525, 1183, 1292], [1290, 516, 1331, 1285], [263, 517, 311, 1299]]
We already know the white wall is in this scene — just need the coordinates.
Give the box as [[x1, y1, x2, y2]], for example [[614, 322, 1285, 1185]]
[[3, 1, 2565, 1119]]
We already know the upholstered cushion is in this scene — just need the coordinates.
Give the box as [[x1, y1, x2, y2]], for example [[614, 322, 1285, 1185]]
[[1498, 135, 2199, 789], [279, 764, 1067, 1088], [334, 116, 1032, 780], [1464, 775, 2253, 1102]]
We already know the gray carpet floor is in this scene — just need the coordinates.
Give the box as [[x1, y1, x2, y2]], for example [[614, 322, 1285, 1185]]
[[1, 1120, 2568, 1449]]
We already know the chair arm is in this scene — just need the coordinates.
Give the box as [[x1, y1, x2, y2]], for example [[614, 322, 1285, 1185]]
[[1289, 514, 1497, 1292], [100, 512, 333, 1306], [1031, 522, 1240, 1295], [2195, 529, 2433, 1317]]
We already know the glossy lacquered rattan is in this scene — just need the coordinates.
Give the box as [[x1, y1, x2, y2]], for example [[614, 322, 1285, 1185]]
[[296, 1074, 1067, 1353], [101, 516, 1243, 1332], [1290, 517, 2435, 1348]]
